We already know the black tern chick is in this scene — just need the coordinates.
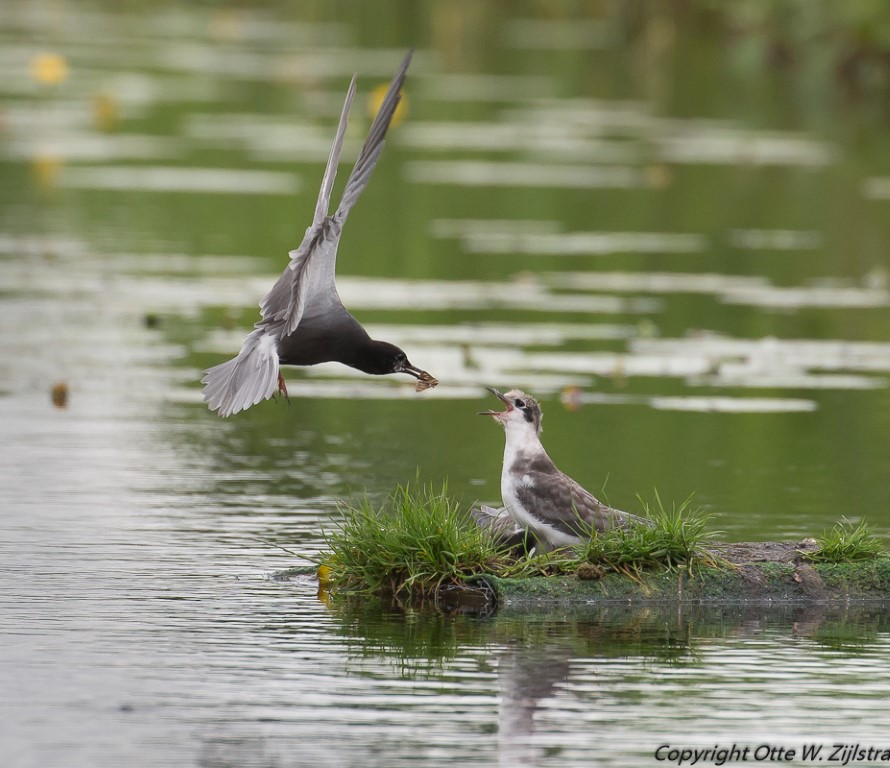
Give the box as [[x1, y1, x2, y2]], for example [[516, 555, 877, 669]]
[[203, 49, 437, 417], [479, 387, 645, 551]]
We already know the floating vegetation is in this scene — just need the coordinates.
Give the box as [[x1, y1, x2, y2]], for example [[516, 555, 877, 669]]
[[318, 484, 723, 603], [461, 229, 707, 256], [316, 489, 890, 611], [50, 381, 69, 408], [143, 313, 162, 329], [574, 493, 722, 579], [405, 160, 644, 189], [59, 166, 301, 195], [647, 396, 817, 413], [729, 228, 821, 251], [804, 520, 886, 564]]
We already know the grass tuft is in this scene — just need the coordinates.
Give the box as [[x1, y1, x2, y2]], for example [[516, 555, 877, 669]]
[[573, 492, 721, 578], [319, 485, 724, 601], [804, 519, 885, 563], [321, 482, 515, 603]]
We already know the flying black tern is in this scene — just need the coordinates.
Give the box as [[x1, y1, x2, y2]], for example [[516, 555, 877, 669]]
[[203, 49, 436, 417]]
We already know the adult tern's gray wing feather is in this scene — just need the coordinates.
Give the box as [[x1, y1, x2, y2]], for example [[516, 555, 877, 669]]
[[258, 72, 362, 335], [334, 48, 413, 223], [258, 64, 377, 336], [314, 76, 357, 226], [261, 50, 413, 334]]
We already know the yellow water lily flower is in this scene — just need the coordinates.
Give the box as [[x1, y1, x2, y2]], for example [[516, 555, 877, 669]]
[[316, 563, 333, 585], [31, 52, 69, 85], [368, 83, 408, 126]]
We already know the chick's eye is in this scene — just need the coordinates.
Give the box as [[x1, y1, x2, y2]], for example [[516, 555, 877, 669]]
[[514, 399, 526, 409]]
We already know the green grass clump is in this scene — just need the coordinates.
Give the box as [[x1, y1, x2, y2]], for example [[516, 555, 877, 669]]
[[574, 492, 720, 578], [321, 483, 515, 602], [320, 485, 723, 602], [804, 519, 885, 563]]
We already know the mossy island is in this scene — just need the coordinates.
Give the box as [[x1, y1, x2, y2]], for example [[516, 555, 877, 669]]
[[282, 484, 890, 613]]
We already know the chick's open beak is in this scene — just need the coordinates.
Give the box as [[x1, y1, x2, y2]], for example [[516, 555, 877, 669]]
[[477, 386, 511, 417]]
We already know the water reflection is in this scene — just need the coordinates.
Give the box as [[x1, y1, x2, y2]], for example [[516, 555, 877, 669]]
[[323, 600, 890, 765], [498, 646, 572, 767], [327, 600, 890, 671]]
